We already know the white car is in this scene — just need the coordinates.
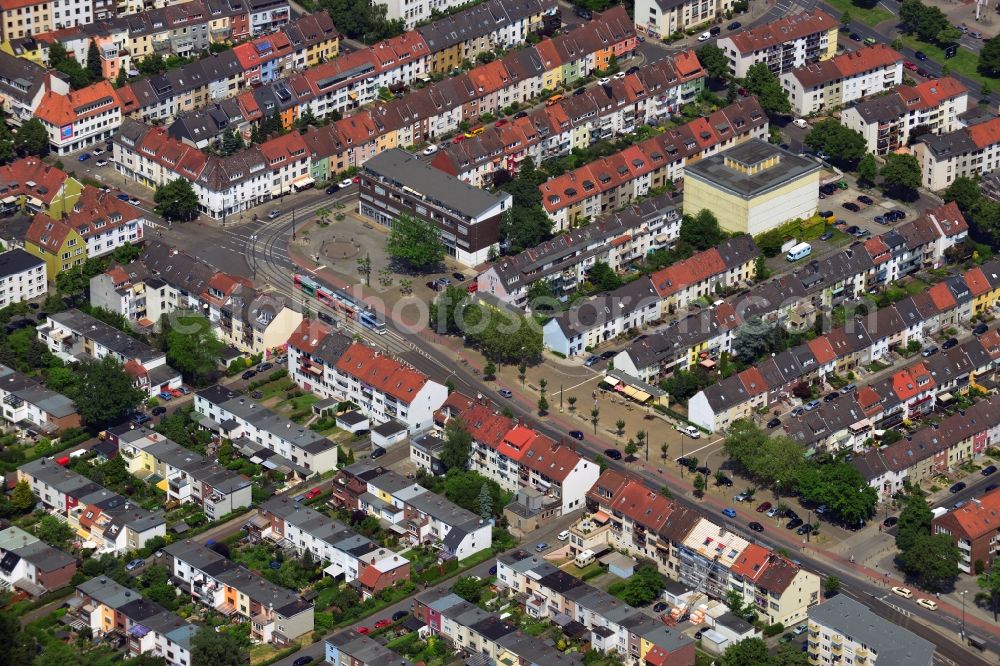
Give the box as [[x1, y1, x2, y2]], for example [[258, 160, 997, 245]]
[[558, 530, 570, 541], [792, 118, 808, 129], [698, 31, 711, 41], [339, 178, 354, 188], [95, 160, 108, 167], [766, 507, 781, 518], [916, 598, 937, 611], [612, 71, 626, 79], [891, 586, 913, 599], [676, 425, 701, 439], [422, 144, 439, 156], [92, 148, 105, 156]]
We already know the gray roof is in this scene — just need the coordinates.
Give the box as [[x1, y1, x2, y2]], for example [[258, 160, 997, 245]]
[[808, 596, 935, 665], [0, 50, 47, 105], [0, 248, 42, 278], [416, 0, 554, 51], [49, 309, 163, 365], [918, 126, 979, 159], [372, 418, 406, 437], [325, 628, 417, 666], [684, 139, 821, 199], [77, 577, 140, 609], [119, 428, 251, 495], [0, 364, 77, 418], [406, 487, 483, 532], [363, 148, 511, 221], [551, 277, 660, 337], [12, 539, 75, 572]]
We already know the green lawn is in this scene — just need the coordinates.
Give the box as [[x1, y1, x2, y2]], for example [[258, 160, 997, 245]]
[[896, 35, 996, 90], [823, 0, 893, 27], [256, 376, 295, 399]]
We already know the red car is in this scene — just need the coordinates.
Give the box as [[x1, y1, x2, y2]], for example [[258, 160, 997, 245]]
[[169, 388, 183, 398], [903, 61, 917, 71], [305, 487, 322, 500], [495, 119, 509, 127], [374, 618, 391, 629], [756, 501, 772, 513], [452, 134, 465, 144], [356, 626, 369, 634]]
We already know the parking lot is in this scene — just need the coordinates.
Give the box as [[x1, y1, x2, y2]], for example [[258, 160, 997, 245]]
[[818, 181, 918, 238]]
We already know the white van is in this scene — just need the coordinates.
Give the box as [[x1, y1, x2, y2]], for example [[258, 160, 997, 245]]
[[786, 242, 812, 262], [792, 118, 808, 129], [558, 530, 570, 541]]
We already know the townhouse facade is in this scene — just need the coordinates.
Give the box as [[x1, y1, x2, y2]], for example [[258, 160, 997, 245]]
[[18, 456, 167, 554], [37, 308, 183, 396], [331, 461, 492, 561], [718, 10, 838, 78], [163, 539, 314, 645], [495, 550, 696, 665], [580, 470, 820, 627], [539, 97, 768, 230], [286, 319, 448, 434], [0, 362, 80, 435], [35, 80, 121, 154], [781, 44, 904, 116], [118, 427, 252, 520], [256, 496, 410, 597], [25, 186, 145, 278], [0, 525, 77, 594], [0, 156, 83, 219], [635, 0, 734, 40], [193, 384, 339, 475], [841, 77, 968, 155], [89, 241, 302, 356], [75, 577, 198, 666], [914, 116, 1000, 191], [325, 629, 415, 666], [807, 596, 935, 665]]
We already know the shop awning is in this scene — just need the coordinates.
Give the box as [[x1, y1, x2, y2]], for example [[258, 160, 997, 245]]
[[602, 376, 620, 388], [293, 175, 315, 186]]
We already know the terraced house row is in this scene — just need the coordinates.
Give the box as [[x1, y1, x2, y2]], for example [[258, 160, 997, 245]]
[[688, 252, 1000, 433], [538, 97, 768, 229], [610, 201, 970, 387], [542, 235, 759, 356], [577, 469, 821, 628], [18, 456, 167, 555]]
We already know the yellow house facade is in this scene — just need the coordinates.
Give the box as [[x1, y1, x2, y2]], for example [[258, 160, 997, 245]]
[[683, 139, 821, 236], [0, 37, 44, 64], [25, 223, 85, 278]]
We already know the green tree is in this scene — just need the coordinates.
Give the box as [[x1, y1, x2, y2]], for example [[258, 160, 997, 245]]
[[754, 255, 770, 281], [804, 119, 866, 163], [10, 480, 34, 512], [37, 514, 73, 549], [137, 53, 167, 76], [0, 612, 34, 666], [880, 153, 922, 196], [66, 356, 146, 429], [978, 559, 1000, 620], [896, 490, 933, 552], [114, 68, 127, 88], [743, 62, 791, 116], [697, 44, 729, 80], [680, 208, 725, 250], [477, 482, 492, 520], [981, 35, 1000, 77], [840, 10, 852, 27], [154, 178, 199, 221], [386, 213, 446, 271], [440, 418, 472, 471], [615, 418, 626, 440], [591, 406, 600, 434], [499, 157, 552, 252], [220, 128, 245, 156], [608, 565, 667, 606], [87, 41, 103, 82], [453, 576, 483, 603], [824, 575, 841, 597], [693, 473, 706, 496], [357, 253, 372, 286], [537, 393, 548, 414], [14, 118, 49, 157], [624, 439, 638, 457], [163, 312, 224, 385], [898, 532, 961, 591], [732, 317, 782, 363], [798, 462, 876, 525], [943, 176, 983, 215], [587, 261, 622, 291], [858, 153, 879, 185], [190, 626, 248, 666], [720, 637, 771, 666]]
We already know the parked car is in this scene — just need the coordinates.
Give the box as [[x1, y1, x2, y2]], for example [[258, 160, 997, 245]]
[[727, 21, 741, 30], [950, 481, 967, 493], [786, 518, 804, 530], [305, 487, 322, 500], [849, 32, 861, 41], [569, 430, 584, 441], [696, 466, 711, 476], [676, 456, 692, 468], [716, 475, 734, 487], [534, 542, 549, 552], [756, 502, 772, 513], [766, 507, 781, 518], [374, 619, 391, 629], [820, 231, 834, 241], [987, 484, 1000, 493], [767, 417, 781, 429], [748, 521, 764, 533], [158, 391, 173, 401], [126, 559, 145, 571], [792, 118, 808, 129], [169, 388, 183, 398], [340, 178, 354, 188], [734, 491, 753, 502], [915, 51, 928, 61], [942, 337, 959, 350], [842, 202, 860, 212], [820, 183, 838, 195], [498, 388, 513, 398], [131, 413, 151, 425], [840, 383, 857, 394], [116, 193, 130, 201], [392, 610, 409, 622], [796, 523, 814, 535], [697, 31, 711, 41], [95, 160, 108, 167], [78, 153, 91, 161], [604, 448, 622, 460], [356, 626, 370, 634], [974, 322, 989, 336], [804, 399, 821, 411], [584, 355, 601, 367], [653, 602, 669, 613], [293, 657, 314, 666], [790, 406, 804, 417], [242, 369, 257, 380], [983, 465, 998, 476], [178, 386, 191, 395], [422, 144, 439, 156], [882, 516, 899, 528], [151, 406, 167, 416], [677, 424, 701, 439], [371, 446, 386, 460], [903, 60, 917, 71], [874, 215, 885, 225], [600, 350, 617, 360], [558, 530, 570, 541], [267, 209, 280, 219], [325, 184, 340, 194], [921, 346, 939, 357], [971, 31, 983, 39], [722, 508, 737, 518], [823, 392, 839, 403], [258, 362, 273, 372], [916, 67, 930, 77], [794, 624, 808, 635], [917, 598, 938, 611]]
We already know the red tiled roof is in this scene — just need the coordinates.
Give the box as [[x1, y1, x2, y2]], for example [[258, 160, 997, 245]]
[[495, 425, 537, 462], [287, 319, 334, 355], [334, 342, 429, 404], [459, 403, 514, 448], [969, 117, 1000, 150], [730, 543, 770, 581], [727, 10, 836, 55], [914, 77, 967, 107], [925, 200, 969, 237], [739, 367, 767, 397], [928, 281, 957, 312], [36, 81, 119, 127], [964, 266, 991, 297], [649, 248, 726, 297], [937, 486, 1000, 540], [891, 362, 934, 401], [807, 336, 837, 365], [0, 156, 68, 204], [521, 436, 585, 483]]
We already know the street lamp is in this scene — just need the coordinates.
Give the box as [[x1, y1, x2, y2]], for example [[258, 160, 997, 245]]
[[961, 590, 968, 638]]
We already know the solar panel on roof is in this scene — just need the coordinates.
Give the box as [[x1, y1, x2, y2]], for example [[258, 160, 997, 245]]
[[256, 40, 272, 53]]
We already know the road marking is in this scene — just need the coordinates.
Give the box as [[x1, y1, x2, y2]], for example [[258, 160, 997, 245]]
[[565, 375, 603, 391], [681, 436, 725, 458]]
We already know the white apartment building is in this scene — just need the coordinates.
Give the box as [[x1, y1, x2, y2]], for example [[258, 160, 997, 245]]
[[0, 248, 45, 306], [782, 45, 904, 116], [914, 116, 1000, 191], [636, 0, 733, 39], [807, 596, 935, 665], [718, 9, 838, 78], [193, 385, 339, 474], [286, 320, 448, 434], [36, 81, 121, 155], [51, 0, 93, 30], [841, 77, 968, 155]]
